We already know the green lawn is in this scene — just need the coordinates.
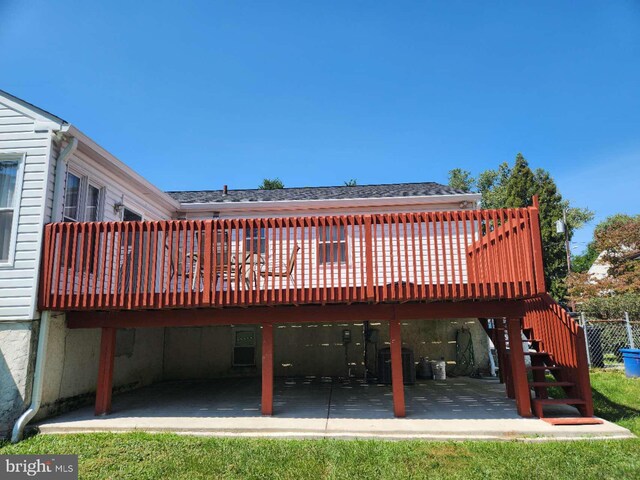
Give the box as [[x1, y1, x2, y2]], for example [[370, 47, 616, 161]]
[[1, 370, 639, 480]]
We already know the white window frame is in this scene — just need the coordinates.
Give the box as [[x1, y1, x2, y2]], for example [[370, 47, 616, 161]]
[[63, 170, 83, 222], [63, 166, 105, 223], [0, 153, 25, 268], [84, 182, 104, 222], [317, 224, 347, 265], [245, 227, 266, 254]]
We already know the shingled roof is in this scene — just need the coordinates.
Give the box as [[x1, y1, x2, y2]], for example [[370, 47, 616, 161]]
[[167, 182, 471, 204]]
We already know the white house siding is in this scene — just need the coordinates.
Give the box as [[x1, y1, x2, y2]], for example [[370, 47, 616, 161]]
[[0, 100, 54, 321], [0, 95, 177, 436], [168, 203, 478, 298], [204, 222, 475, 292], [0, 98, 55, 437], [58, 145, 175, 223], [182, 201, 474, 220], [34, 142, 176, 425]]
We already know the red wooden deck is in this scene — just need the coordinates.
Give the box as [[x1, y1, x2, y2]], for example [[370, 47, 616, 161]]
[[39, 204, 545, 311], [36, 199, 595, 422]]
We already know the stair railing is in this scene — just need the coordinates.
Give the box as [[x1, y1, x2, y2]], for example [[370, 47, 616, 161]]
[[522, 293, 594, 416]]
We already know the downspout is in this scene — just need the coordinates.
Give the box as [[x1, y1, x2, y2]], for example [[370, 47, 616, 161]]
[[51, 136, 78, 222], [12, 134, 76, 442], [11, 311, 52, 443]]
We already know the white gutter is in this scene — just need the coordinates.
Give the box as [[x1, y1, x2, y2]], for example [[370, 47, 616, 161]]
[[51, 136, 78, 222], [11, 311, 52, 443], [178, 193, 482, 214]]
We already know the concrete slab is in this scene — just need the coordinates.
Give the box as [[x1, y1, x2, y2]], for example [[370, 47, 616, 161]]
[[36, 377, 634, 441]]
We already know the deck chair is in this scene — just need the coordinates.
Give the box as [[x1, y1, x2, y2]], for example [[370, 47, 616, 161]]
[[261, 244, 300, 288]]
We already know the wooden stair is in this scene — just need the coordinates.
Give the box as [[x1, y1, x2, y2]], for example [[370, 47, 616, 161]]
[[529, 381, 573, 388], [526, 365, 561, 371], [519, 320, 595, 423], [531, 398, 586, 418]]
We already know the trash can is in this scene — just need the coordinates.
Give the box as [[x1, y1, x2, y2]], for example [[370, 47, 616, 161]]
[[619, 348, 640, 378]]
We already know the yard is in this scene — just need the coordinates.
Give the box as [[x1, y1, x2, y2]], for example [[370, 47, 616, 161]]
[[1, 370, 639, 480]]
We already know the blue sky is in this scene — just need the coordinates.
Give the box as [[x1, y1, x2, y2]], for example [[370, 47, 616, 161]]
[[2, 1, 639, 251]]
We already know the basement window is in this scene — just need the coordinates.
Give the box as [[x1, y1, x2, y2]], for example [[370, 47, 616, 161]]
[[233, 329, 256, 366]]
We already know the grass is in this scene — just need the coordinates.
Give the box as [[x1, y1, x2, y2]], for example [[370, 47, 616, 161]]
[[590, 369, 640, 434], [1, 370, 639, 480]]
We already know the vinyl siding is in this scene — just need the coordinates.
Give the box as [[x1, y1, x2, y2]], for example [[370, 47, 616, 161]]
[[43, 143, 176, 303], [1, 97, 176, 321], [181, 203, 475, 290], [0, 100, 52, 321], [60, 147, 175, 223], [182, 202, 472, 220]]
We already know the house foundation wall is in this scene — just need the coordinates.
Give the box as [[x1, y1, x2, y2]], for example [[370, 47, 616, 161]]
[[31, 317, 490, 424], [161, 318, 490, 379], [36, 315, 165, 421], [0, 321, 37, 438]]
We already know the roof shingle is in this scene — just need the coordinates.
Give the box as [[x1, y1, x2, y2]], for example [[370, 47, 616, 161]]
[[167, 182, 471, 204]]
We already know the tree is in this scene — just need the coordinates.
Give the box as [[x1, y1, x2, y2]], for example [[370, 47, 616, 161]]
[[568, 214, 640, 309], [344, 179, 357, 187], [447, 169, 473, 192], [448, 153, 594, 301], [571, 241, 599, 273], [258, 178, 284, 190]]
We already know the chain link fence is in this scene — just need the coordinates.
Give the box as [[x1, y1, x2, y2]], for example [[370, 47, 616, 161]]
[[578, 312, 639, 368]]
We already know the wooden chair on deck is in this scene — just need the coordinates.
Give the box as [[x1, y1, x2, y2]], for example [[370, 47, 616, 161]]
[[260, 244, 300, 288]]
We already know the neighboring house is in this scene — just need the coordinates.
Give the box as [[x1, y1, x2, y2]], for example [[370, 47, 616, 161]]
[[588, 250, 640, 281], [0, 90, 595, 440]]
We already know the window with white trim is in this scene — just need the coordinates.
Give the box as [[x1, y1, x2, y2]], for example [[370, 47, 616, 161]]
[[85, 184, 101, 222], [62, 170, 104, 222], [63, 172, 81, 222], [318, 225, 347, 264], [0, 159, 20, 263], [245, 227, 266, 254]]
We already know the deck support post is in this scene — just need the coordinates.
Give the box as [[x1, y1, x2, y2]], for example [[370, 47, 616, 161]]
[[506, 317, 532, 418], [493, 319, 510, 388], [261, 322, 274, 415], [95, 327, 117, 416], [389, 311, 406, 418]]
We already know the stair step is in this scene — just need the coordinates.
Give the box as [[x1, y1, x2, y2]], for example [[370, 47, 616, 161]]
[[529, 381, 574, 388], [532, 398, 586, 406], [527, 366, 560, 371], [541, 417, 604, 426]]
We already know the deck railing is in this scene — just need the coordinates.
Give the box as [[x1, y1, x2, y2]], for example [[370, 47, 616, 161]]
[[522, 294, 593, 415], [39, 206, 545, 311]]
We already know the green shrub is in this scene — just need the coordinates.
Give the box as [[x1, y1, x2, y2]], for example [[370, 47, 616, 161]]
[[582, 294, 640, 319]]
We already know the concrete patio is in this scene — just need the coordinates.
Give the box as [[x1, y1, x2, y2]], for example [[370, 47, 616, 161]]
[[36, 377, 633, 441]]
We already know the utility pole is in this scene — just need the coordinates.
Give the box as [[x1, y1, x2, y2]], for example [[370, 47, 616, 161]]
[[556, 208, 574, 310], [563, 208, 571, 273]]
